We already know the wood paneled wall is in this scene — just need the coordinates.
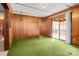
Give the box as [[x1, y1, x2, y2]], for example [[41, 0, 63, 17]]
[[72, 5, 79, 45], [39, 17, 52, 37], [2, 3, 79, 49], [1, 3, 13, 50], [4, 9, 11, 50], [44, 5, 79, 46], [40, 8, 71, 37], [11, 14, 40, 40]]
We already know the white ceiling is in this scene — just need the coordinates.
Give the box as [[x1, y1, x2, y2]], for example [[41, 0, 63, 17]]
[[11, 3, 78, 17]]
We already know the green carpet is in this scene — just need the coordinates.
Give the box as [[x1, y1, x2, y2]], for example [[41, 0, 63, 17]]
[[8, 36, 79, 56]]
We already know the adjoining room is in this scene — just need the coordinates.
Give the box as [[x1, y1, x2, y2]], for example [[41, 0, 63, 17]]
[[0, 4, 5, 55]]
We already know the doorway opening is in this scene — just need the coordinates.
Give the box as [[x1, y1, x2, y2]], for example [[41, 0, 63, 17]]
[[52, 14, 66, 41], [52, 13, 72, 44], [0, 4, 4, 51]]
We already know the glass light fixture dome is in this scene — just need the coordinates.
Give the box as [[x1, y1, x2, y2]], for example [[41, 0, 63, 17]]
[[40, 3, 47, 8]]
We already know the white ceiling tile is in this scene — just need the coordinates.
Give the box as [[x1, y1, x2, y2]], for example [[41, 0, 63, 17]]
[[11, 3, 78, 17]]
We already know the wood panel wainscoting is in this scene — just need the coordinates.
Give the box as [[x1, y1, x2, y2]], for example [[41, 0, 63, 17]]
[[11, 14, 40, 40]]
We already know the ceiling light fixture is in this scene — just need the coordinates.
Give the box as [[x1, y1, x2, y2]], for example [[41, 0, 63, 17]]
[[41, 3, 47, 8]]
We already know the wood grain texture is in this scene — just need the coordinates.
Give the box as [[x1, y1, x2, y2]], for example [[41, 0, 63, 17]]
[[1, 3, 13, 50], [4, 9, 10, 50], [11, 14, 40, 40], [40, 17, 52, 37], [2, 3, 79, 49], [45, 5, 79, 46], [72, 5, 79, 45]]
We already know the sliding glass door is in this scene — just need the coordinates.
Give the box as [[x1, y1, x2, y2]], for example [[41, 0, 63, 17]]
[[52, 13, 72, 44], [52, 15, 66, 41], [60, 15, 66, 41], [52, 18, 60, 39]]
